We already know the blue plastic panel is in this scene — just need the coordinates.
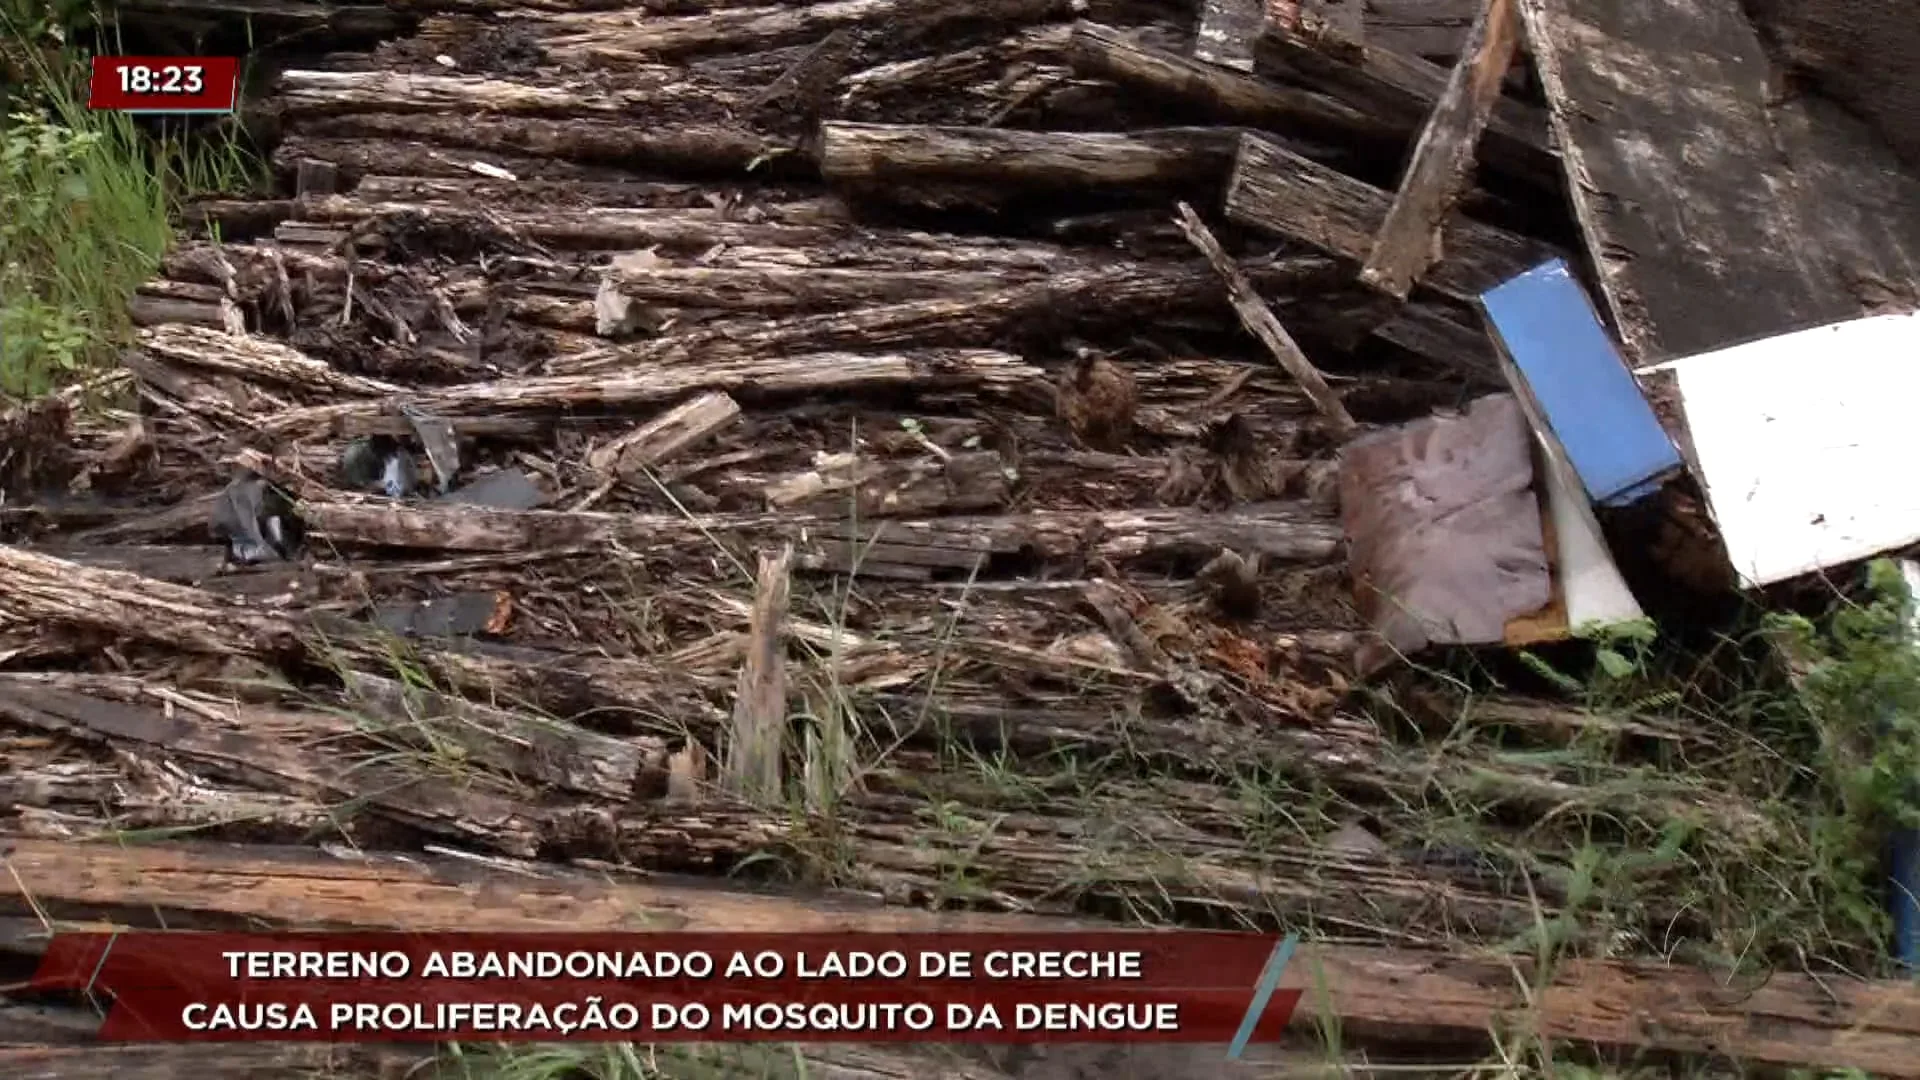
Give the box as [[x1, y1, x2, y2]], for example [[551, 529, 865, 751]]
[[1478, 259, 1683, 506]]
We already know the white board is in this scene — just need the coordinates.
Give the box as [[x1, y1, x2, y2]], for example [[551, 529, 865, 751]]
[[1653, 310, 1920, 588], [1535, 429, 1644, 629]]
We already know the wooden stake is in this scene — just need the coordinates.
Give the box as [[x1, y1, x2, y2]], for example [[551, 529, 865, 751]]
[[725, 545, 794, 804]]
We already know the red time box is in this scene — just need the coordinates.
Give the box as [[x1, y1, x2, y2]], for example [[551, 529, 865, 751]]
[[88, 56, 240, 113]]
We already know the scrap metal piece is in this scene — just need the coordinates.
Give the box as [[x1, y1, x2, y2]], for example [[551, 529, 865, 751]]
[[210, 473, 302, 565], [400, 405, 461, 494]]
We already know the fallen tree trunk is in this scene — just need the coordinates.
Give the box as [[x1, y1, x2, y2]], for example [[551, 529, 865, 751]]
[[4, 838, 1915, 1074]]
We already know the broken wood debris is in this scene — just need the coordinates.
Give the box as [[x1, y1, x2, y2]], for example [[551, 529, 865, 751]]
[[1359, 0, 1523, 300]]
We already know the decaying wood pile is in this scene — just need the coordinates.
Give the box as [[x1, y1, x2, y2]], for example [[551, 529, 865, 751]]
[[5, 0, 1920, 1074]]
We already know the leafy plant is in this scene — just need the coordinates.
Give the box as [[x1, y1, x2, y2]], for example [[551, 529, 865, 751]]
[[0, 10, 261, 399], [1771, 560, 1920, 834]]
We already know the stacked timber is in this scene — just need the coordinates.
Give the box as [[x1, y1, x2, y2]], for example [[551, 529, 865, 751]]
[[4, 0, 1920, 1074]]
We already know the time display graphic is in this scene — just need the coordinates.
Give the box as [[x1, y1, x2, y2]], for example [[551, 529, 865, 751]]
[[88, 57, 240, 113]]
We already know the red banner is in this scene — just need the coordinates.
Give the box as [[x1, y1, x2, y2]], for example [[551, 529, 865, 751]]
[[30, 932, 1304, 1045], [88, 57, 240, 113]]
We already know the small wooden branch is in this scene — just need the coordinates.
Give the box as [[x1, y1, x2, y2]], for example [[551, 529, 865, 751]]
[[725, 545, 794, 804], [1359, 0, 1524, 299], [1173, 202, 1358, 438]]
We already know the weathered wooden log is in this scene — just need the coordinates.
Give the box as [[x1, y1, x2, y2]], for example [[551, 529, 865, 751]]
[[136, 323, 404, 398], [840, 26, 1068, 117], [291, 192, 845, 250], [276, 67, 746, 117], [249, 349, 1042, 434], [272, 134, 634, 183], [518, 0, 1073, 61], [762, 450, 1013, 516], [1067, 22, 1392, 144], [1255, 19, 1556, 186], [819, 123, 1244, 193], [112, 0, 407, 35], [1, 668, 652, 803], [601, 263, 1022, 311], [288, 112, 791, 177], [1366, 0, 1479, 57], [0, 676, 551, 855], [127, 292, 232, 330], [346, 174, 816, 208], [5, 838, 1917, 1073], [1225, 134, 1557, 302], [549, 255, 1342, 374], [296, 500, 1347, 566], [546, 793, 1568, 944], [1173, 201, 1357, 436]]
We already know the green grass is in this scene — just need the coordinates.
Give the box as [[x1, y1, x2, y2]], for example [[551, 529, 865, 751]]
[[1, 14, 260, 399]]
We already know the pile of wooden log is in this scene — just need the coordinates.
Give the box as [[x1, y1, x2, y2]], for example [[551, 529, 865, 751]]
[[6, 0, 1920, 1074]]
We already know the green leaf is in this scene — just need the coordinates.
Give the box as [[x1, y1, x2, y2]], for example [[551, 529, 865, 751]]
[[1594, 647, 1635, 680]]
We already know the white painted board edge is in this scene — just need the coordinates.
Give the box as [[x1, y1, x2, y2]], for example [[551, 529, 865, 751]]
[[1656, 310, 1920, 589]]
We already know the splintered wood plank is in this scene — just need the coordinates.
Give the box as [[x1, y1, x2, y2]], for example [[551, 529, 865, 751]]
[[1196, 0, 1267, 71], [1256, 19, 1555, 187], [4, 838, 1920, 1073], [1360, 0, 1523, 299], [1225, 133, 1559, 303], [1513, 0, 1859, 364]]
